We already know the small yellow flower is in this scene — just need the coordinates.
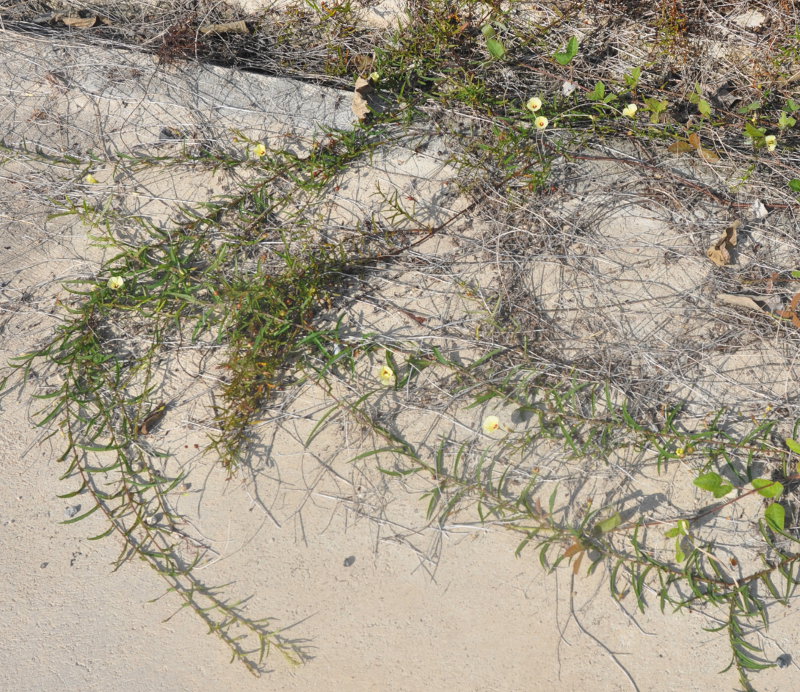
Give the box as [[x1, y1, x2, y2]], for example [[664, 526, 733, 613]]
[[526, 96, 542, 113], [482, 415, 501, 433], [369, 71, 380, 83], [622, 103, 638, 118], [675, 447, 685, 458], [378, 365, 395, 386], [84, 174, 99, 184], [534, 116, 548, 130], [765, 135, 777, 152], [252, 142, 267, 158], [107, 275, 125, 290]]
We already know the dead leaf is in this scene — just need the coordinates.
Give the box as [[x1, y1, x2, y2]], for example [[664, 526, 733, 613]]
[[61, 16, 98, 28], [688, 132, 700, 149], [668, 141, 694, 154], [698, 146, 721, 163], [717, 294, 768, 313], [750, 199, 768, 219], [199, 21, 249, 35], [352, 77, 373, 123], [707, 220, 740, 266], [353, 54, 374, 73], [137, 402, 168, 436], [777, 292, 800, 328]]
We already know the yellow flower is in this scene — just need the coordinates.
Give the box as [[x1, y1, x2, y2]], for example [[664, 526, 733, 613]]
[[378, 365, 395, 386], [622, 103, 638, 118], [84, 173, 99, 184], [482, 415, 501, 433], [534, 116, 548, 130], [765, 135, 777, 152], [526, 96, 542, 113], [675, 447, 686, 458], [369, 71, 380, 83], [253, 142, 267, 158], [107, 275, 125, 290]]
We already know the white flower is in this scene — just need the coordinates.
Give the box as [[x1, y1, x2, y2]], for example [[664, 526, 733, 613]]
[[562, 81, 577, 97], [526, 96, 542, 112], [765, 135, 777, 152], [482, 415, 501, 433], [534, 116, 549, 130], [622, 103, 638, 118], [107, 275, 125, 290]]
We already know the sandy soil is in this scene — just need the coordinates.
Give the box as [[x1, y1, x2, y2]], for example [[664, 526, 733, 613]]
[[2, 6, 800, 692]]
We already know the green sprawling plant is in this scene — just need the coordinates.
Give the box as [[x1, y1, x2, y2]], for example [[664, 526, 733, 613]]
[[3, 0, 800, 688]]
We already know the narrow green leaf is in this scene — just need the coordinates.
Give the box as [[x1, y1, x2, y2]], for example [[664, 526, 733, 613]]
[[61, 503, 101, 524], [88, 525, 116, 541], [674, 537, 686, 563]]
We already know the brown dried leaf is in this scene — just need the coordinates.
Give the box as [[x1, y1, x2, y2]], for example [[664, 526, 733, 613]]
[[562, 540, 585, 559], [688, 132, 701, 149], [352, 77, 372, 123], [137, 402, 168, 436], [707, 220, 740, 266], [62, 16, 98, 28], [199, 20, 249, 35], [698, 146, 721, 163], [572, 549, 584, 575], [717, 294, 767, 313], [668, 141, 694, 154]]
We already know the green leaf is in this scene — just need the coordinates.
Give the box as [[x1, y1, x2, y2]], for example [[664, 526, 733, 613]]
[[778, 111, 797, 129], [786, 437, 800, 453], [693, 472, 733, 498], [674, 537, 686, 563], [554, 36, 579, 65], [694, 471, 723, 492], [643, 97, 668, 123], [765, 503, 785, 532], [480, 24, 496, 39], [588, 81, 606, 101], [745, 122, 766, 140], [786, 98, 799, 112], [664, 527, 681, 538], [697, 99, 712, 117], [737, 100, 762, 114], [597, 512, 621, 534], [61, 503, 101, 524], [752, 478, 784, 498], [486, 37, 506, 60], [714, 483, 733, 499], [624, 66, 642, 90]]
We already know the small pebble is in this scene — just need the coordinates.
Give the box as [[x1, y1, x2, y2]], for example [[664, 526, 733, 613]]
[[777, 654, 791, 669], [40, 562, 48, 569], [64, 504, 80, 518], [343, 555, 356, 567]]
